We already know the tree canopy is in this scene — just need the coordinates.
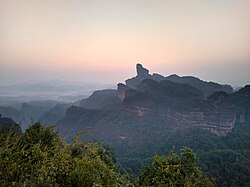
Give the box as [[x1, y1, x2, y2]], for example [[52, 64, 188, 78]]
[[0, 123, 130, 186], [0, 123, 213, 187], [139, 147, 214, 187]]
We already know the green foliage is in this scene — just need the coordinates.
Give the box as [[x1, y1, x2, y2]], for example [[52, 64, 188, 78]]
[[0, 123, 128, 187], [0, 123, 218, 187], [118, 122, 250, 187], [0, 123, 72, 186], [69, 156, 117, 186], [139, 147, 214, 187]]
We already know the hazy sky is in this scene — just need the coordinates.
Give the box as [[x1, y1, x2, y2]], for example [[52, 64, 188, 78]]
[[0, 0, 250, 86]]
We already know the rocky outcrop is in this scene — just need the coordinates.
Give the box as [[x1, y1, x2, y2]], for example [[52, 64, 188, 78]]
[[59, 78, 240, 141], [122, 80, 236, 136], [121, 105, 236, 136], [117, 83, 130, 102], [60, 64, 244, 144], [136, 63, 150, 78], [231, 85, 250, 122], [125, 64, 233, 96], [125, 64, 152, 89]]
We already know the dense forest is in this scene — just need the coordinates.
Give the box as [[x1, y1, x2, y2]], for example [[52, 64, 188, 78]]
[[0, 123, 213, 187], [118, 121, 250, 187]]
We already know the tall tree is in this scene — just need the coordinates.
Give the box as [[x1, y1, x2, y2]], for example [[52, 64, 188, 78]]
[[139, 147, 214, 187]]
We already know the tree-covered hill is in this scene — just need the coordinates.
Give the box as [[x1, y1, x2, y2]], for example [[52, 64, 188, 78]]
[[0, 123, 213, 186]]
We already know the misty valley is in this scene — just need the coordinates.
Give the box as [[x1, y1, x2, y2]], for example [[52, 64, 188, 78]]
[[2, 0, 250, 185], [0, 64, 250, 186], [1, 64, 250, 186]]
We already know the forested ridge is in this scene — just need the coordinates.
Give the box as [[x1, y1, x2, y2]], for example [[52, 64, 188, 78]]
[[0, 123, 213, 187], [1, 115, 250, 186], [115, 122, 250, 187]]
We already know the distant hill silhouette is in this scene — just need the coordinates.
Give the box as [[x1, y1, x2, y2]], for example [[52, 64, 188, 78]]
[[79, 89, 120, 109], [126, 64, 233, 96], [0, 101, 71, 130], [0, 114, 22, 135], [1, 64, 249, 184]]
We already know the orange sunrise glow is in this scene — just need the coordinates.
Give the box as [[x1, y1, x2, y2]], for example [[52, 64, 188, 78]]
[[0, 0, 249, 85]]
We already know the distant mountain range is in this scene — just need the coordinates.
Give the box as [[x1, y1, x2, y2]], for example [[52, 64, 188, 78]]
[[0, 64, 248, 135], [1, 64, 250, 184], [59, 64, 241, 136], [54, 65, 249, 174], [0, 80, 115, 130], [126, 64, 233, 96], [0, 79, 114, 105]]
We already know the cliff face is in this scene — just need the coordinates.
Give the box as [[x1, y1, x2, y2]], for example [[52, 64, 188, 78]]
[[59, 65, 247, 145], [122, 105, 236, 136], [122, 80, 237, 136], [125, 63, 152, 89], [57, 89, 242, 170], [231, 85, 250, 122], [59, 79, 242, 141], [57, 76, 249, 174]]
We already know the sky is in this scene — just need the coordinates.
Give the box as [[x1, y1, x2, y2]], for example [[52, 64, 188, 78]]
[[0, 0, 250, 86]]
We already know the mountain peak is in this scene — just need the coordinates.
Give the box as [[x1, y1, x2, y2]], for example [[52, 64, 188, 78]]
[[136, 64, 149, 77]]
